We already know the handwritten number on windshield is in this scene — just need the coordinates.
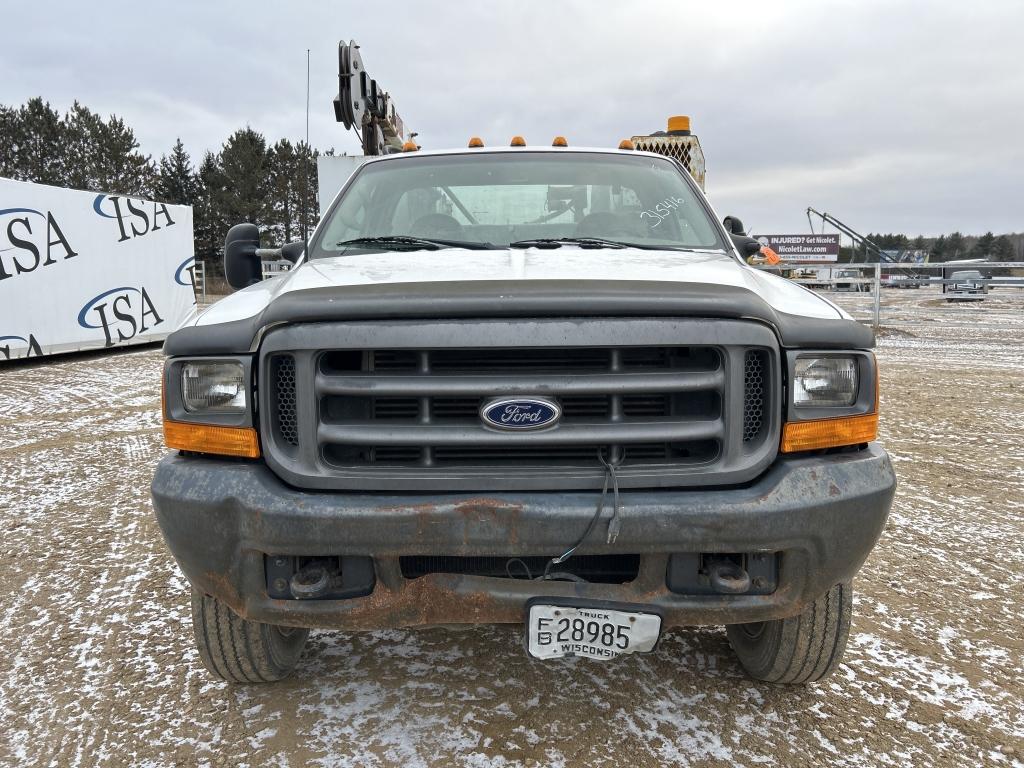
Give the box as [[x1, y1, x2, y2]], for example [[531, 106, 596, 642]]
[[640, 196, 686, 228]]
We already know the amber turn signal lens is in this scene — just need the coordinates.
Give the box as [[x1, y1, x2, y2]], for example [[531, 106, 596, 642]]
[[163, 420, 261, 458], [780, 412, 878, 453]]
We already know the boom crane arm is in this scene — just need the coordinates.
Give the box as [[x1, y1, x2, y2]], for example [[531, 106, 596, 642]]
[[806, 208, 889, 263], [333, 40, 411, 156], [806, 207, 918, 277]]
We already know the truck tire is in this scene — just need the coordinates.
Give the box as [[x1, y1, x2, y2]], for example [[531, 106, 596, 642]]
[[725, 582, 852, 684], [191, 589, 309, 683]]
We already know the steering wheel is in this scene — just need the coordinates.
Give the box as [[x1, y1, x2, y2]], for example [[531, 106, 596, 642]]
[[411, 213, 463, 239], [576, 212, 642, 240]]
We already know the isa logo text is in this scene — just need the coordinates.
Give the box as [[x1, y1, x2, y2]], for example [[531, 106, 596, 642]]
[[93, 195, 176, 242], [78, 286, 164, 348], [0, 333, 43, 360], [0, 206, 77, 281]]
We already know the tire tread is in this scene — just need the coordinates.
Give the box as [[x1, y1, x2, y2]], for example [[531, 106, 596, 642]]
[[190, 589, 308, 683], [726, 582, 852, 685]]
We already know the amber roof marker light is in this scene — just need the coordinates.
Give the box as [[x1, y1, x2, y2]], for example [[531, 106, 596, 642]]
[[552, 136, 568, 147], [510, 136, 526, 147], [468, 137, 484, 148], [618, 139, 635, 150], [401, 140, 419, 152], [667, 115, 691, 134]]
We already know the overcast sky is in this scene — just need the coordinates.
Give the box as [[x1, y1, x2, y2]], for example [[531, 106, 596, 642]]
[[2, 0, 1021, 236]]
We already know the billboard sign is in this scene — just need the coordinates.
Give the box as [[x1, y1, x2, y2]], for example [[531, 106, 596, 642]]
[[0, 177, 196, 361], [756, 234, 840, 262]]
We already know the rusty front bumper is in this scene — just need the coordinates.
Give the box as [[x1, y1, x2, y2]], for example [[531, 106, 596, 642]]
[[151, 444, 895, 630]]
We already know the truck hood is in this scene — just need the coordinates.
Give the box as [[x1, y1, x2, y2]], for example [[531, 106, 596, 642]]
[[168, 248, 872, 355], [196, 248, 846, 325]]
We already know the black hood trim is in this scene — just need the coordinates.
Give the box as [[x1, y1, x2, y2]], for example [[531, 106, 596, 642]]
[[163, 280, 874, 356]]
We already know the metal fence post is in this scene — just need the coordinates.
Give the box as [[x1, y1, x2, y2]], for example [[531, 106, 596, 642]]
[[873, 263, 881, 330], [192, 260, 206, 306]]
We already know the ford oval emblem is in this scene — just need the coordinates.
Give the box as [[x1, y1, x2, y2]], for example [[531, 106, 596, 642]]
[[480, 397, 561, 431]]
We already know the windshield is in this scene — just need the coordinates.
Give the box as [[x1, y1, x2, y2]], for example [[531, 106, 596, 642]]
[[310, 151, 727, 257]]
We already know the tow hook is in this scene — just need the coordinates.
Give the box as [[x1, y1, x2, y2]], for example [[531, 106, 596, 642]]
[[290, 562, 331, 599], [708, 560, 752, 594]]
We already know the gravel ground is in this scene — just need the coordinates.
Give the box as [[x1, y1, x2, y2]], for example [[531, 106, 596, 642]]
[[1, 288, 1022, 767]]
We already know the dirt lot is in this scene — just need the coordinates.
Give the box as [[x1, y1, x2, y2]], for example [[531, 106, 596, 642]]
[[1, 288, 1022, 767]]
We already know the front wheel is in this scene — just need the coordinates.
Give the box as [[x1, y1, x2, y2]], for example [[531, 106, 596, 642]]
[[726, 582, 852, 684], [191, 589, 309, 683]]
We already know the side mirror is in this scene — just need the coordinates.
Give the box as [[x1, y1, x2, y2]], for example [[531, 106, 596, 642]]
[[224, 223, 262, 290], [722, 216, 746, 236], [280, 240, 305, 264], [722, 215, 762, 259], [738, 237, 762, 258]]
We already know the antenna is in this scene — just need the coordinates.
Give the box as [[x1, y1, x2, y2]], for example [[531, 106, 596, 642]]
[[306, 48, 311, 147], [302, 48, 310, 253]]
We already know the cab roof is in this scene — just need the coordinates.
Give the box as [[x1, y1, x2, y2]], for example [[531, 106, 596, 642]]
[[361, 145, 668, 165]]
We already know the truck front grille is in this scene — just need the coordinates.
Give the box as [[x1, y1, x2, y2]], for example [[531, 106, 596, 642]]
[[742, 350, 767, 443], [271, 355, 299, 448], [260, 319, 780, 491]]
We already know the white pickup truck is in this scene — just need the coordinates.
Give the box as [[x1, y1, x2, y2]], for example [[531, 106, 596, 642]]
[[152, 145, 895, 685]]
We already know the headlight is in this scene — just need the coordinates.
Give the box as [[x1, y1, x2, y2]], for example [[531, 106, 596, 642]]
[[793, 357, 858, 407], [182, 361, 246, 413]]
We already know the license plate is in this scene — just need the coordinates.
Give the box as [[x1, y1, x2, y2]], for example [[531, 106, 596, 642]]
[[526, 604, 662, 660]]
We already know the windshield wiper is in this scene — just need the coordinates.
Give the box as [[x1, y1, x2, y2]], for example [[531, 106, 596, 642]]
[[335, 236, 493, 251], [510, 237, 628, 250], [509, 237, 703, 251]]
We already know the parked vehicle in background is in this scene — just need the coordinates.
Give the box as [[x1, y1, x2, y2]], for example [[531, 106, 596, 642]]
[[834, 268, 868, 292], [946, 270, 988, 301], [882, 274, 920, 289]]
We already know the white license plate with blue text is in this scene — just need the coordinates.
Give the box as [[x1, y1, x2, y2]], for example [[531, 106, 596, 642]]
[[527, 604, 662, 660]]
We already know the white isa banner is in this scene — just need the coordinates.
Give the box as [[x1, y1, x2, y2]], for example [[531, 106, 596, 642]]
[[0, 177, 196, 361]]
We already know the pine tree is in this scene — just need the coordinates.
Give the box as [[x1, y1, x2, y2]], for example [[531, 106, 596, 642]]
[[217, 128, 270, 227], [992, 235, 1014, 262], [62, 101, 106, 190], [59, 102, 157, 195], [0, 104, 21, 178], [94, 113, 155, 196], [293, 141, 321, 243], [930, 235, 946, 262], [266, 139, 298, 243], [157, 139, 199, 206], [194, 151, 225, 275], [946, 232, 964, 260], [14, 98, 66, 186], [970, 232, 995, 259]]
